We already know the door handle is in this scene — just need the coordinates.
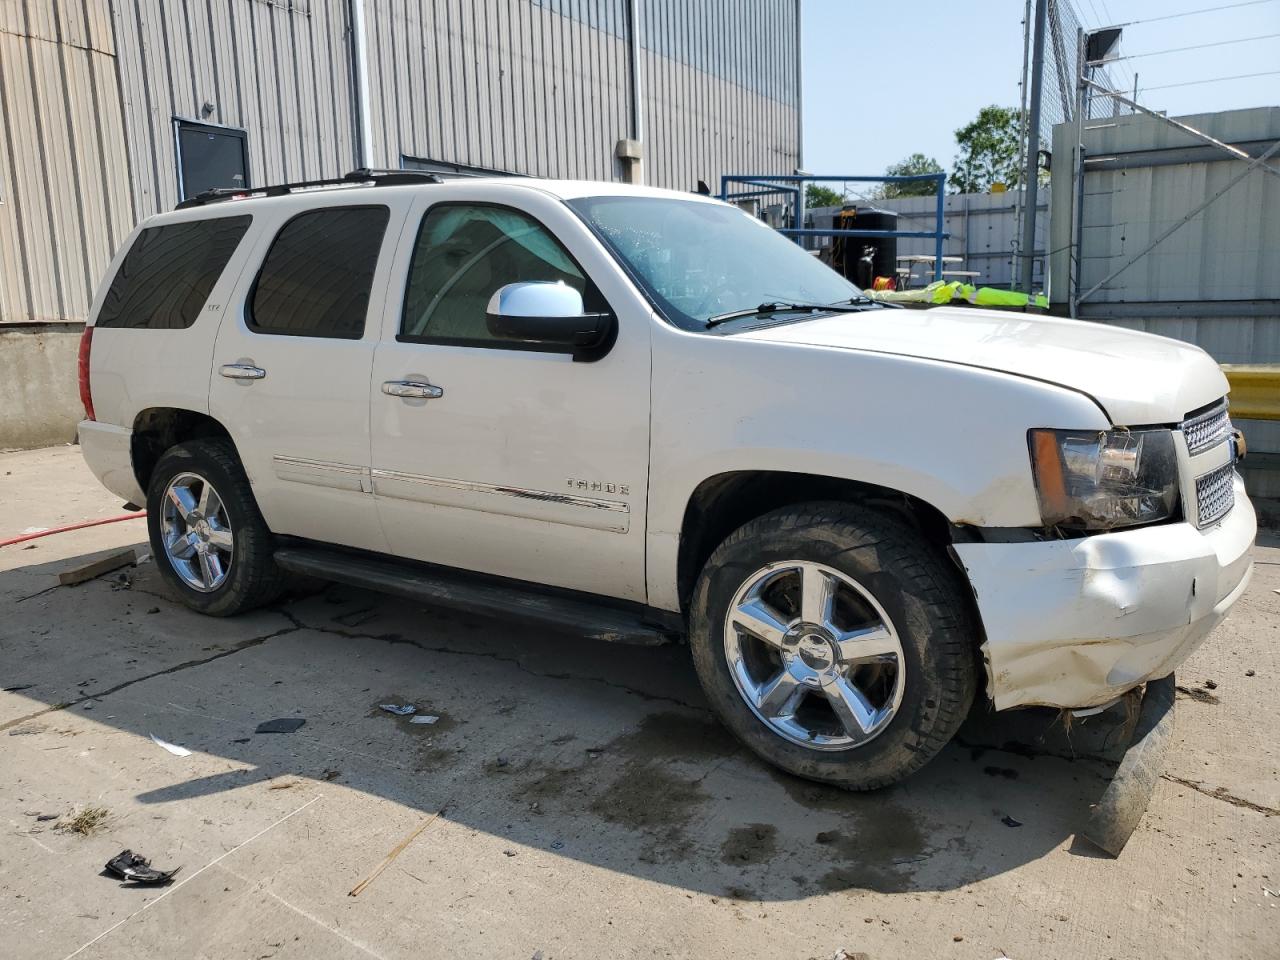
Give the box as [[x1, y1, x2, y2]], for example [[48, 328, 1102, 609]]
[[219, 363, 266, 380], [382, 380, 443, 400]]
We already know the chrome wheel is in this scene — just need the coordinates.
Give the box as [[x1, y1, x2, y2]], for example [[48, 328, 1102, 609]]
[[160, 471, 234, 593], [723, 560, 906, 751]]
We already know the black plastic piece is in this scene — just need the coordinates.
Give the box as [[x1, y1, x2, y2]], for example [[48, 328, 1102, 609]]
[[175, 168, 444, 210], [255, 717, 307, 734], [105, 849, 180, 884]]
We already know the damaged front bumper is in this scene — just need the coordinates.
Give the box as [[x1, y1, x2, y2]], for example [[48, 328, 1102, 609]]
[[954, 475, 1256, 710]]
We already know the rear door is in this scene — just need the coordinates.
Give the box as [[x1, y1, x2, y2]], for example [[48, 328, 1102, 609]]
[[368, 186, 653, 601], [209, 195, 411, 553]]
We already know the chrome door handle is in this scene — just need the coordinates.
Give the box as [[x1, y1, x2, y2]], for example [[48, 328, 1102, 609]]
[[219, 363, 266, 380], [382, 380, 443, 400]]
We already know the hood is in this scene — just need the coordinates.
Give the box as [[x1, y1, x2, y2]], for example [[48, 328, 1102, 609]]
[[738, 306, 1228, 425]]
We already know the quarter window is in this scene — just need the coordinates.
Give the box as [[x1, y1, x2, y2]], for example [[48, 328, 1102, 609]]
[[249, 206, 390, 339], [96, 216, 251, 329], [400, 204, 603, 346]]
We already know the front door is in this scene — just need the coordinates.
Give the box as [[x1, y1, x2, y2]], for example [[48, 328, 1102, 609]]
[[210, 197, 409, 554], [369, 188, 652, 601]]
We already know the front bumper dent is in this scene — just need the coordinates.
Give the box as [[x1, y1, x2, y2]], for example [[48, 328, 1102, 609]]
[[954, 476, 1256, 710]]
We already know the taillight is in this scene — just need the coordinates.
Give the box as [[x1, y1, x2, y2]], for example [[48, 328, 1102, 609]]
[[77, 326, 96, 421]]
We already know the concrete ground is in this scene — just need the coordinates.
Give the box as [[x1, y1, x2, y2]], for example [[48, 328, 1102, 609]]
[[2, 445, 1276, 960]]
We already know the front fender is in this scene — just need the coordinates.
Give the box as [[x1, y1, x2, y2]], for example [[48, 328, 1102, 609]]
[[645, 328, 1109, 610]]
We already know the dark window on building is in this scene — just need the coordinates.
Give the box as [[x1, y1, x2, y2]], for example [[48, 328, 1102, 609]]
[[175, 120, 249, 200], [249, 206, 390, 339], [400, 204, 604, 348], [96, 215, 252, 330]]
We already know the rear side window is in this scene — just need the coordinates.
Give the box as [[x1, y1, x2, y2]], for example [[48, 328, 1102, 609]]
[[248, 206, 390, 339], [96, 215, 251, 329]]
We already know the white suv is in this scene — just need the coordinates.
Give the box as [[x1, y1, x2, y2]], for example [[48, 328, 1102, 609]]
[[78, 170, 1256, 789]]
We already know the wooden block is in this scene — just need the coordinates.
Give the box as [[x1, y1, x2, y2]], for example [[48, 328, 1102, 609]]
[[57, 549, 137, 587]]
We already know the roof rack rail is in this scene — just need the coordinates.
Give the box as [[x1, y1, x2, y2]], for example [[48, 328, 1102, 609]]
[[175, 168, 443, 210]]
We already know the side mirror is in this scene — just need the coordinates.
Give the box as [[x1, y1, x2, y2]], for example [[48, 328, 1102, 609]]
[[485, 282, 615, 360]]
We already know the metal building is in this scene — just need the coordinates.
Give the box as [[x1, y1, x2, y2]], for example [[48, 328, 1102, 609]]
[[1047, 105, 1280, 474], [0, 0, 801, 448]]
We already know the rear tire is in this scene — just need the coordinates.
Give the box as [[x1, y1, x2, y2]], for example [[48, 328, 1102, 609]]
[[146, 438, 285, 616], [688, 501, 977, 790]]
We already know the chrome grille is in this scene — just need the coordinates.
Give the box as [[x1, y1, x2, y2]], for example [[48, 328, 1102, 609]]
[[1195, 463, 1236, 528], [1182, 399, 1231, 456]]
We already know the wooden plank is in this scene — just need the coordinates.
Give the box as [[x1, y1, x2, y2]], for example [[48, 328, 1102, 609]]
[[57, 548, 137, 586]]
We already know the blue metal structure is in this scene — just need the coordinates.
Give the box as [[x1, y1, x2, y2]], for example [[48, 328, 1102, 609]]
[[719, 173, 949, 283]]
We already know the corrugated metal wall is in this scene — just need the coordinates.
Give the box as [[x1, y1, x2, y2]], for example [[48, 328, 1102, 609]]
[[112, 0, 358, 221], [2, 0, 797, 326], [364, 0, 633, 179], [364, 0, 799, 187], [1048, 106, 1280, 455], [1051, 107, 1280, 307], [641, 0, 798, 190], [0, 0, 132, 324]]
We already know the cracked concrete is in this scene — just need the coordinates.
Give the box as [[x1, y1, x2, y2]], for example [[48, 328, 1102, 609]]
[[2, 444, 1278, 960]]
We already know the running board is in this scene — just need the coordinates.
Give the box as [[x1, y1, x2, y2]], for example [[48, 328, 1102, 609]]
[[273, 545, 681, 646]]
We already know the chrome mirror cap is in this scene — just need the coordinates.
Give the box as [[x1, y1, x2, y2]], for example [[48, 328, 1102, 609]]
[[485, 281, 585, 320]]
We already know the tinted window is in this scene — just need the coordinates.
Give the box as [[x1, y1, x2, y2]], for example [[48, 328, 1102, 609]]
[[400, 204, 604, 346], [249, 206, 389, 339], [96, 216, 251, 329]]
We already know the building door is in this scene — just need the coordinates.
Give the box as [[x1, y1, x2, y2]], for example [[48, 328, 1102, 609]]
[[368, 187, 652, 602], [176, 120, 249, 200]]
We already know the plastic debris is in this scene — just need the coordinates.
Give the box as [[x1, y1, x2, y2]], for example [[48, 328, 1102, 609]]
[[1000, 815, 1022, 828], [105, 849, 180, 885], [380, 703, 416, 716], [149, 734, 192, 757], [409, 714, 439, 724], [255, 718, 306, 734]]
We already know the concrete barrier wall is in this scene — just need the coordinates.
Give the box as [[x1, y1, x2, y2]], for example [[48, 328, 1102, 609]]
[[0, 327, 82, 451]]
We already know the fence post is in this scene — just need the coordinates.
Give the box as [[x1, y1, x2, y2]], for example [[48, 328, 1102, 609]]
[[1019, 0, 1049, 294]]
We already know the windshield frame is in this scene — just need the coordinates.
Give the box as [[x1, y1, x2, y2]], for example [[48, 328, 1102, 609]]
[[565, 194, 870, 334]]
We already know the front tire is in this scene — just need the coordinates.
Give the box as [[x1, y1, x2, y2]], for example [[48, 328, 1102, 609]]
[[688, 501, 977, 790], [147, 438, 285, 616]]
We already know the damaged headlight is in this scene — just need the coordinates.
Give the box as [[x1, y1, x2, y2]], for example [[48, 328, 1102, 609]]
[[1028, 428, 1180, 530]]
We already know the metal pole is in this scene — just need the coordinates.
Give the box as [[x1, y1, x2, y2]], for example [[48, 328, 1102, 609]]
[[934, 174, 945, 282], [627, 0, 645, 185], [795, 177, 807, 248], [1012, 0, 1033, 277], [349, 0, 373, 168], [1018, 0, 1049, 294], [1070, 28, 1086, 318], [795, 0, 804, 172]]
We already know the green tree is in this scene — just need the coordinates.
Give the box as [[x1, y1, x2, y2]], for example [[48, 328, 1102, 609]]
[[951, 105, 1022, 194], [804, 184, 846, 208], [882, 153, 944, 198]]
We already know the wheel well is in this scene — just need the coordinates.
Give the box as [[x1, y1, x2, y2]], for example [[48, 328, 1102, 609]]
[[131, 408, 233, 492], [676, 471, 959, 613]]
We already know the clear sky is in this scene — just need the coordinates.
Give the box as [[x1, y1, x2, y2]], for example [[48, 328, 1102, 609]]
[[801, 0, 1280, 180]]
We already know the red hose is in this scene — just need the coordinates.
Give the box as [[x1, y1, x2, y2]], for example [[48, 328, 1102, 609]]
[[0, 511, 147, 548]]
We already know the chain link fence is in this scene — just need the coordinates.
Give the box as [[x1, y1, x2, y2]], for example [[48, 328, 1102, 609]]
[[1031, 0, 1134, 143]]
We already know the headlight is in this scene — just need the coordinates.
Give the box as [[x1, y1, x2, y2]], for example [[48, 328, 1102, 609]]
[[1028, 428, 1180, 530]]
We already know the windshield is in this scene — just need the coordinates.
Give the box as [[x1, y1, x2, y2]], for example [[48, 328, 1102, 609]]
[[567, 195, 866, 331]]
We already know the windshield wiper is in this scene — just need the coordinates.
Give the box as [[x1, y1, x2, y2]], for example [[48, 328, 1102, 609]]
[[705, 298, 877, 328]]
